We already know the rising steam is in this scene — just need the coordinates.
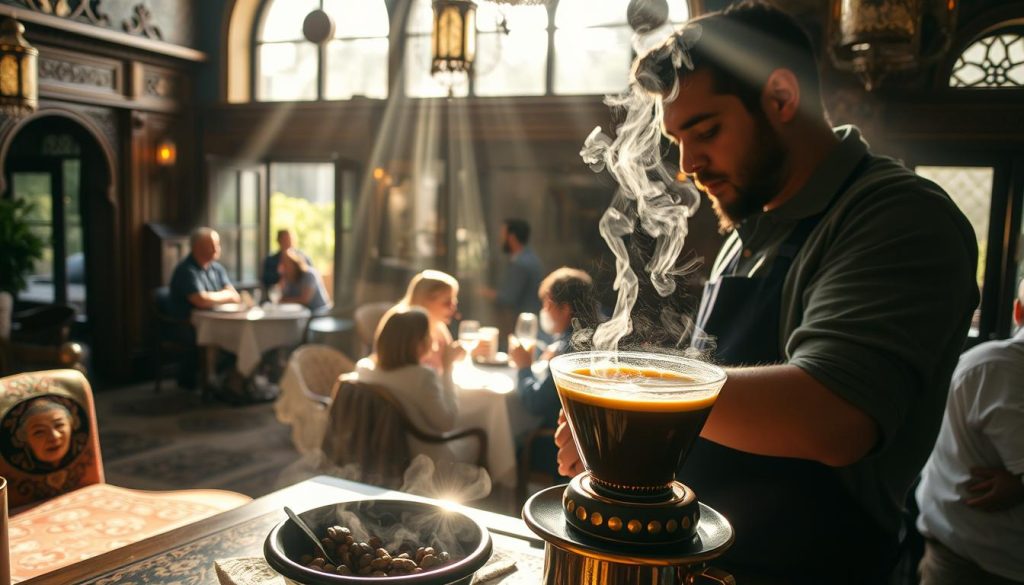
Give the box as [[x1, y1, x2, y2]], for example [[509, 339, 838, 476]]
[[581, 24, 703, 351]]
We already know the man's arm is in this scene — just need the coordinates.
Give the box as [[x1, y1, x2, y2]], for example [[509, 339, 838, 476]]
[[700, 364, 879, 467], [187, 287, 240, 309]]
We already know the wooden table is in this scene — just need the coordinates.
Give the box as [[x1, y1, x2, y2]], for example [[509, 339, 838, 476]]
[[19, 476, 546, 585]]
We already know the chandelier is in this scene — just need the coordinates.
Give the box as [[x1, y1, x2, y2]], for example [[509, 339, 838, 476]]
[[432, 0, 477, 75], [0, 17, 38, 117], [829, 0, 957, 91]]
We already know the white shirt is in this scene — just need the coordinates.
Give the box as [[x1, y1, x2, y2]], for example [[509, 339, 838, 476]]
[[355, 358, 461, 462], [916, 329, 1024, 580]]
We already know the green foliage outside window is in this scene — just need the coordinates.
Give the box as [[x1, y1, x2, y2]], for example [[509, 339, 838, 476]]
[[268, 191, 335, 278], [0, 199, 46, 295]]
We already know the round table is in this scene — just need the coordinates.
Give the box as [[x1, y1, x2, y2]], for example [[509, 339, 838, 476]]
[[452, 361, 543, 489], [192, 304, 311, 377]]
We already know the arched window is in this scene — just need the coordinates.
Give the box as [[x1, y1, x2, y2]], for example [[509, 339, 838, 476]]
[[554, 0, 687, 95], [474, 2, 549, 96], [949, 29, 1024, 88], [256, 0, 390, 101], [405, 0, 548, 98]]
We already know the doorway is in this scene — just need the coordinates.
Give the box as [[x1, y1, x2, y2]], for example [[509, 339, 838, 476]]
[[1, 114, 115, 366]]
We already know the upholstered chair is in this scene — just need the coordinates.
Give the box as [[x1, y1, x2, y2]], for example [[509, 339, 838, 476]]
[[0, 369, 251, 581], [275, 344, 355, 454]]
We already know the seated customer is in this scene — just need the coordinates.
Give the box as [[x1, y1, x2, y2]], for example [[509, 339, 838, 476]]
[[510, 267, 599, 475], [356, 308, 460, 462], [390, 270, 464, 372], [277, 248, 331, 313], [167, 227, 240, 388], [169, 227, 240, 318], [261, 229, 311, 293]]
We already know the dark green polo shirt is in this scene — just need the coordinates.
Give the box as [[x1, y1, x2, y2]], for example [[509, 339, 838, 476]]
[[710, 126, 979, 532]]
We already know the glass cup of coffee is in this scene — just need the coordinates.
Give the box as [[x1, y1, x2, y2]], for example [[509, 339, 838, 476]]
[[550, 351, 727, 494]]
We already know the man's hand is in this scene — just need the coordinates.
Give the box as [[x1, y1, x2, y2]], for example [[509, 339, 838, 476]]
[[965, 467, 1024, 511], [509, 343, 532, 369], [555, 410, 585, 477]]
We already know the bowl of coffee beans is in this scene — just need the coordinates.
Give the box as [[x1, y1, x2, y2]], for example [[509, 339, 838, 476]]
[[264, 499, 492, 584]]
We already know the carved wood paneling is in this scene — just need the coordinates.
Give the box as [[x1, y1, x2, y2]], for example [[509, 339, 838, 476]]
[[36, 46, 122, 101]]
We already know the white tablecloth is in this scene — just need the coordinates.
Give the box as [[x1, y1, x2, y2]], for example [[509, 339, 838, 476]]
[[452, 361, 542, 489], [192, 306, 311, 376]]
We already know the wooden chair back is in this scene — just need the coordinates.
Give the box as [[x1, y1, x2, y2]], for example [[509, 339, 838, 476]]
[[0, 369, 104, 509]]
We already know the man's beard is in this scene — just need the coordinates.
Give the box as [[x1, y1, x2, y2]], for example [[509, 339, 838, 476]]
[[705, 117, 787, 233], [501, 239, 511, 254]]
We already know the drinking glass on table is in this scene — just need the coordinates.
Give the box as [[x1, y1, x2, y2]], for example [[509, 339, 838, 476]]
[[268, 286, 282, 305], [514, 312, 538, 354], [458, 320, 481, 364]]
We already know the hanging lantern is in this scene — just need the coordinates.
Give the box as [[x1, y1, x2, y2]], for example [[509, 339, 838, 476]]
[[432, 0, 476, 75], [0, 17, 38, 117], [829, 0, 957, 91]]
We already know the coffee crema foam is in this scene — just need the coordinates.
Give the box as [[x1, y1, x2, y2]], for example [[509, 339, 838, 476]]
[[556, 366, 719, 412]]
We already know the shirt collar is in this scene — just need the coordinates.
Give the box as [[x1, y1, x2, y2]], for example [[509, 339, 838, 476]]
[[735, 125, 869, 243]]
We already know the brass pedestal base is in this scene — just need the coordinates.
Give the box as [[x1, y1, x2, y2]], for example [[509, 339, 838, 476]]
[[524, 484, 735, 585]]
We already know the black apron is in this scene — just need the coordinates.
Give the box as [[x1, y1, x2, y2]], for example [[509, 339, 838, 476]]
[[684, 160, 897, 584]]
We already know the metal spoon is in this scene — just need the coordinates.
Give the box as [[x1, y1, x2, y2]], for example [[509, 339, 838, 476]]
[[284, 506, 339, 566]]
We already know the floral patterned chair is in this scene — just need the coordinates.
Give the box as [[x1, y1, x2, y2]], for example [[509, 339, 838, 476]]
[[0, 369, 252, 582]]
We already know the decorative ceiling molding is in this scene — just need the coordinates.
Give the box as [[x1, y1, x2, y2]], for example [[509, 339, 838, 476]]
[[21, 0, 110, 27], [122, 4, 162, 41]]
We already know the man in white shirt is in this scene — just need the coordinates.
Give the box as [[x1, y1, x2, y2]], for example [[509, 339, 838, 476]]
[[915, 276, 1024, 585]]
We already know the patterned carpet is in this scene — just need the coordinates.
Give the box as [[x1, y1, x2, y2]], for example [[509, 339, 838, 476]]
[[95, 381, 302, 498]]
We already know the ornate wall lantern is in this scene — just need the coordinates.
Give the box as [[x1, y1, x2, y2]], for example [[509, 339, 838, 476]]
[[431, 0, 477, 75], [829, 0, 957, 91], [0, 17, 38, 117]]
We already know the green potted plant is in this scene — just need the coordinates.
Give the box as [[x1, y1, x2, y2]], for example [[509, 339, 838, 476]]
[[0, 197, 45, 299]]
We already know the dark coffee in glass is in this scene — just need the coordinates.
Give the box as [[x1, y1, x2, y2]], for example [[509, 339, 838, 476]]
[[551, 352, 726, 494]]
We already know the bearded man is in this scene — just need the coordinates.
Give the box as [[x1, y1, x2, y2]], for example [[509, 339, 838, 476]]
[[555, 2, 979, 583]]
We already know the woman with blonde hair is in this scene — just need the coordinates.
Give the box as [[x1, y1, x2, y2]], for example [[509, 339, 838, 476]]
[[355, 307, 459, 458], [277, 248, 331, 312], [389, 270, 463, 371]]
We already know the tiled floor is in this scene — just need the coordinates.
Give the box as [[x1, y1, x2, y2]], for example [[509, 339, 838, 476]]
[[95, 381, 301, 498]]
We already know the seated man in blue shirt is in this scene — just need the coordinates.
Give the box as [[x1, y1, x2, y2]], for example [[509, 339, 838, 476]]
[[509, 267, 600, 477], [168, 227, 240, 388]]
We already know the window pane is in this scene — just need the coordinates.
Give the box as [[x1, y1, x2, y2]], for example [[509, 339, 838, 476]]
[[477, 1, 548, 32], [240, 170, 259, 226], [406, 0, 434, 34], [555, 0, 629, 29], [326, 38, 389, 99], [258, 42, 318, 101], [269, 163, 337, 299], [554, 26, 633, 94], [324, 0, 390, 38], [405, 34, 469, 97], [12, 173, 52, 221], [27, 225, 53, 281], [218, 229, 239, 280], [915, 165, 993, 337], [475, 30, 548, 96], [669, 3, 689, 22], [259, 0, 318, 42], [241, 227, 259, 282], [214, 173, 238, 225]]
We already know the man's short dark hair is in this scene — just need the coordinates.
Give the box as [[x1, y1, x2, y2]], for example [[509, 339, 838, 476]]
[[636, 0, 822, 116], [504, 219, 531, 245]]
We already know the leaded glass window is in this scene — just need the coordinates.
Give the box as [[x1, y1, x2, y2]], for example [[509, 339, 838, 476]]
[[949, 32, 1024, 88], [554, 0, 688, 95], [256, 0, 390, 101]]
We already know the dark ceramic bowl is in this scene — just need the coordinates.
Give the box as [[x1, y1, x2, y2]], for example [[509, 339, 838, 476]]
[[264, 499, 493, 585]]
